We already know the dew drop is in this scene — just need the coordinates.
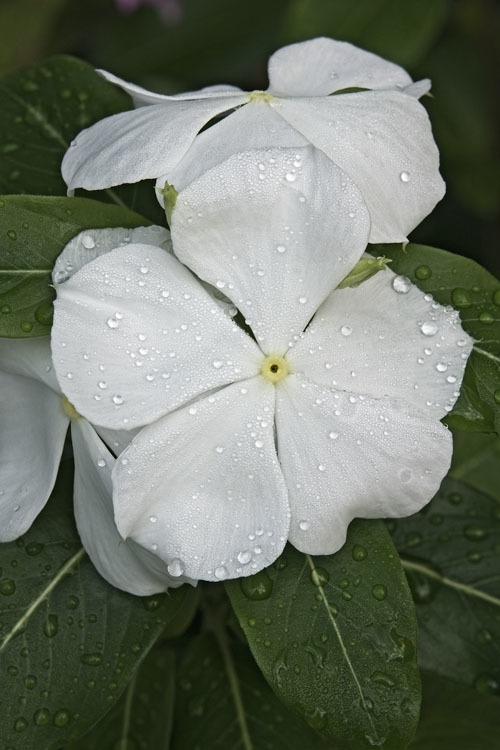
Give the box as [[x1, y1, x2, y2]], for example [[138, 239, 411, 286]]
[[420, 321, 438, 336], [451, 287, 472, 309], [237, 550, 252, 564], [112, 395, 124, 405], [310, 567, 329, 586], [80, 652, 103, 666], [352, 544, 367, 561], [372, 584, 387, 601], [399, 171, 410, 182], [340, 325, 352, 336], [81, 234, 95, 249], [240, 570, 273, 600], [415, 265, 432, 280], [167, 558, 185, 577], [392, 275, 412, 294], [214, 565, 228, 580], [299, 520, 310, 531]]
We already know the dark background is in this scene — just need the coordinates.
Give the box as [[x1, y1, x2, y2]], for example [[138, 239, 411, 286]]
[[1, 0, 498, 274]]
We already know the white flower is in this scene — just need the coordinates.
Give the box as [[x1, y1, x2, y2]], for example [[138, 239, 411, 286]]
[[51, 147, 472, 582], [62, 37, 444, 243], [0, 226, 195, 595]]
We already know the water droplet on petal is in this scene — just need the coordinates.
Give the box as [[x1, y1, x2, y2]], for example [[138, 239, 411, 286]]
[[81, 234, 95, 249], [420, 322, 438, 336], [214, 565, 228, 580], [392, 275, 412, 294], [167, 558, 185, 577]]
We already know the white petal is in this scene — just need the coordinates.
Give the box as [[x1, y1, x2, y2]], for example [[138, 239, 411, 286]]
[[272, 90, 445, 243], [112, 378, 290, 582], [275, 375, 452, 555], [53, 225, 172, 284], [0, 336, 59, 391], [0, 370, 67, 541], [404, 79, 431, 98], [287, 266, 473, 419], [172, 146, 370, 354], [99, 69, 244, 105], [160, 101, 308, 195], [62, 94, 247, 192], [267, 37, 412, 97], [52, 243, 261, 429], [71, 419, 189, 594], [95, 425, 140, 456]]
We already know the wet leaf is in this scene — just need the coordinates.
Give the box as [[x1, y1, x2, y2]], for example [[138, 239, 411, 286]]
[[0, 195, 148, 338], [390, 476, 500, 693], [65, 646, 176, 750], [227, 522, 420, 750], [171, 632, 332, 750], [0, 460, 194, 748]]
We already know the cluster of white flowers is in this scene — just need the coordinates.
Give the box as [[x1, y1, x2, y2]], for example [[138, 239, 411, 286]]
[[1, 38, 473, 593]]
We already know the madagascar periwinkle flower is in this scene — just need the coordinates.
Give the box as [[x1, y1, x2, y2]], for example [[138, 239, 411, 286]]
[[62, 37, 444, 243], [51, 147, 472, 583]]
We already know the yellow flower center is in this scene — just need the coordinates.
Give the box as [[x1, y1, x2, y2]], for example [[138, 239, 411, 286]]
[[260, 355, 290, 384], [248, 90, 274, 103], [61, 395, 81, 420]]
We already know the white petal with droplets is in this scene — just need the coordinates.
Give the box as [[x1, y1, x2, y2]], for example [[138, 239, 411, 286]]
[[112, 378, 290, 582], [275, 375, 452, 555], [62, 95, 247, 192], [52, 244, 262, 429], [160, 101, 308, 197], [71, 419, 190, 594], [272, 90, 445, 243], [287, 267, 473, 419], [172, 146, 370, 354], [267, 37, 412, 97], [53, 225, 172, 284]]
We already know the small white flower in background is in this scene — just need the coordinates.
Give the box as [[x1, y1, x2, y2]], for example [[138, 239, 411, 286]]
[[0, 225, 195, 595], [51, 147, 473, 583], [62, 37, 444, 243]]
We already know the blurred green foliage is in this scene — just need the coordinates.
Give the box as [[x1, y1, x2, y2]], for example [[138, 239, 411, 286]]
[[1, 0, 498, 274]]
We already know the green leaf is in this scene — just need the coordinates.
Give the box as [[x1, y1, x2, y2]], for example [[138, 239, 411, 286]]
[[162, 585, 200, 640], [64, 646, 176, 750], [0, 55, 129, 196], [389, 476, 500, 693], [0, 55, 165, 223], [0, 195, 149, 338], [227, 522, 420, 750], [370, 242, 500, 433], [0, 460, 195, 748], [409, 673, 500, 749], [171, 632, 331, 750], [450, 430, 500, 501], [282, 0, 450, 68]]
